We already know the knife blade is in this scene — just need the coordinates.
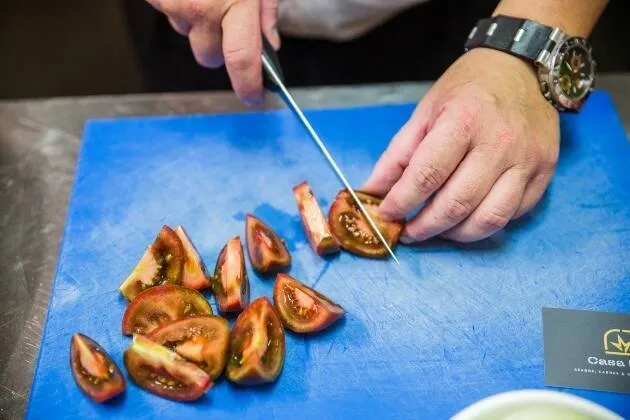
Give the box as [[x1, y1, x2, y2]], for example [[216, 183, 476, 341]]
[[260, 36, 400, 265]]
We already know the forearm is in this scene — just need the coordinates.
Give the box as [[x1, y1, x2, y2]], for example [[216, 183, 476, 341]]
[[493, 0, 608, 37]]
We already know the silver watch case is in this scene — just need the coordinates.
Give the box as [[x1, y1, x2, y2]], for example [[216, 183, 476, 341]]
[[535, 28, 596, 112]]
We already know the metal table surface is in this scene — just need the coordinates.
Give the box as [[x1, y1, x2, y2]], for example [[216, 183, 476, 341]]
[[1, 76, 629, 419]]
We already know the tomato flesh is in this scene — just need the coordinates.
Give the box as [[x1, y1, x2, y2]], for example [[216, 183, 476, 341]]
[[122, 284, 212, 336], [119, 225, 185, 301], [148, 315, 230, 380], [212, 236, 250, 312], [70, 333, 125, 403], [273, 273, 346, 333], [329, 189, 404, 258], [124, 334, 212, 401], [226, 297, 285, 385], [293, 181, 340, 256], [245, 214, 291, 274], [175, 225, 211, 290]]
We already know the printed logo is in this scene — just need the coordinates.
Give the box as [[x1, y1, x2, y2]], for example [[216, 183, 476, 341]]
[[604, 329, 630, 357]]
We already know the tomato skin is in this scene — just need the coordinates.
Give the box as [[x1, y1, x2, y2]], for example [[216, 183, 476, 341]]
[[212, 236, 250, 312], [148, 315, 230, 380], [293, 181, 340, 257], [175, 225, 212, 290], [119, 225, 185, 301], [273, 273, 346, 333], [245, 214, 291, 274], [329, 189, 404, 258], [122, 284, 213, 336], [226, 297, 285, 385], [70, 333, 126, 403], [123, 334, 212, 401]]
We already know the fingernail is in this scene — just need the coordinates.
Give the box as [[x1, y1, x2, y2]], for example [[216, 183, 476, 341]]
[[400, 235, 414, 244], [271, 25, 281, 50]]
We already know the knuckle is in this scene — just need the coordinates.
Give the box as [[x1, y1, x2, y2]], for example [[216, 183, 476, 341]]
[[443, 197, 473, 223], [185, 0, 208, 21], [476, 209, 511, 233], [409, 163, 443, 196], [224, 45, 256, 72]]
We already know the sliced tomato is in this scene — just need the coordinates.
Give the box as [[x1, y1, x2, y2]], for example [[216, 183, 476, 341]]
[[122, 284, 212, 336], [212, 236, 250, 312], [245, 214, 291, 274], [174, 225, 212, 290], [148, 315, 230, 380], [119, 225, 185, 301], [293, 181, 340, 256], [123, 334, 212, 401], [70, 333, 125, 403], [329, 189, 404, 258], [273, 273, 345, 333], [226, 297, 285, 385]]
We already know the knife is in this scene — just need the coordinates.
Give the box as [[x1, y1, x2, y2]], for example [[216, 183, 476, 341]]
[[260, 36, 400, 265]]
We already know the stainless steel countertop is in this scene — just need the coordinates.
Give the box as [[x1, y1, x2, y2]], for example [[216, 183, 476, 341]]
[[1, 76, 629, 419]]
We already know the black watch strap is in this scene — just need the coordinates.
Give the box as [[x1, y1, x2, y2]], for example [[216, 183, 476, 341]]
[[464, 15, 553, 62]]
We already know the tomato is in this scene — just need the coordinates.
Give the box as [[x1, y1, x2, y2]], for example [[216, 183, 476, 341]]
[[119, 225, 185, 301], [175, 225, 212, 290], [148, 315, 230, 380], [273, 273, 345, 333], [70, 333, 125, 403], [122, 284, 212, 336], [226, 297, 285, 385], [293, 181, 340, 256], [245, 214, 291, 274], [123, 334, 212, 401], [212, 236, 250, 312], [329, 189, 404, 258]]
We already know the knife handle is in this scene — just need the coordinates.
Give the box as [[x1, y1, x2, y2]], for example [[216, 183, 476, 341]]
[[261, 34, 285, 92]]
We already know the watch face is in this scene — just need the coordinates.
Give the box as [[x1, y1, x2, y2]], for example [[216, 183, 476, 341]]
[[550, 37, 595, 110]]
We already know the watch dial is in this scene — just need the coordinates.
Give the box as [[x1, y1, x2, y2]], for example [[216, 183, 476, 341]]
[[556, 40, 594, 101]]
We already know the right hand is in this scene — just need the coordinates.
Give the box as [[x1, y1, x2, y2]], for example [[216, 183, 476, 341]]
[[146, 0, 280, 105]]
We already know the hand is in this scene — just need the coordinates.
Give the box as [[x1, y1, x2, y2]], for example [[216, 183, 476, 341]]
[[146, 0, 280, 105], [362, 48, 560, 243]]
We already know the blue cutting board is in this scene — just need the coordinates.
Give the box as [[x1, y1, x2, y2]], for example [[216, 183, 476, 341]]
[[27, 91, 630, 419]]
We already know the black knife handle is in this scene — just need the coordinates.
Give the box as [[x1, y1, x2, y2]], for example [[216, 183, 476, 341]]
[[261, 34, 284, 92]]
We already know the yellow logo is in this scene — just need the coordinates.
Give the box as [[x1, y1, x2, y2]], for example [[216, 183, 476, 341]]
[[604, 329, 630, 356]]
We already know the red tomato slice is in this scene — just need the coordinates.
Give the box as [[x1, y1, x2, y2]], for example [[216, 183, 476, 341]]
[[119, 225, 185, 301], [175, 225, 212, 290], [329, 189, 404, 258], [212, 236, 250, 312], [148, 315, 230, 380], [70, 333, 126, 403], [293, 181, 340, 256], [226, 297, 285, 385], [123, 334, 212, 401], [122, 284, 212, 336], [273, 273, 346, 333], [245, 214, 291, 274]]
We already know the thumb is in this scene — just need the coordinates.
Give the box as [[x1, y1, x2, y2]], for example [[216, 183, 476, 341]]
[[261, 0, 280, 49]]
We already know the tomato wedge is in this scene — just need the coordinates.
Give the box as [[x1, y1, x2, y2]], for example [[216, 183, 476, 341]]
[[293, 181, 340, 256], [175, 225, 212, 290], [212, 236, 250, 312], [124, 334, 212, 401], [122, 284, 212, 336], [329, 189, 404, 258], [119, 225, 185, 301], [148, 315, 230, 380], [226, 297, 285, 385], [245, 214, 291, 274], [273, 273, 345, 333], [70, 333, 125, 403]]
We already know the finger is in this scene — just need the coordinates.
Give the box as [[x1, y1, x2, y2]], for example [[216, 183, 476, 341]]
[[400, 147, 507, 242], [189, 23, 223, 68], [361, 108, 430, 197], [514, 171, 553, 219], [168, 17, 191, 36], [376, 105, 474, 220], [222, 0, 263, 105], [441, 168, 528, 242], [261, 0, 280, 49]]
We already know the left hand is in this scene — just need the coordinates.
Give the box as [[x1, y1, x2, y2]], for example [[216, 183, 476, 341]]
[[362, 47, 560, 243]]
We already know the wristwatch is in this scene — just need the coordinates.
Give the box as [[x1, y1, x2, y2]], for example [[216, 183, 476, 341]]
[[464, 14, 596, 112]]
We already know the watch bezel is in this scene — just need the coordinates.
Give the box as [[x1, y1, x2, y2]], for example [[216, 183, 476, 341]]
[[537, 36, 596, 112]]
